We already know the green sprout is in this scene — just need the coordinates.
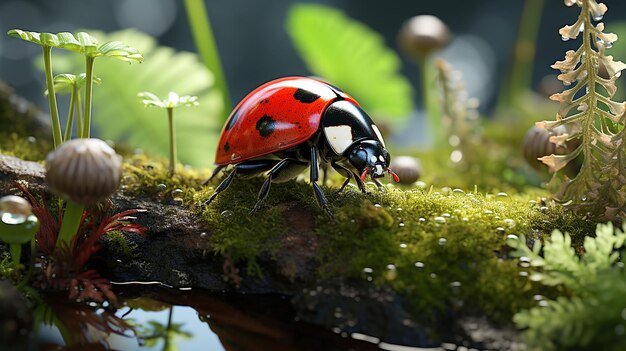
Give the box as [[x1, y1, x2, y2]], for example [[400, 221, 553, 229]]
[[138, 91, 199, 176], [47, 74, 102, 141], [7, 29, 143, 142], [0, 195, 39, 270]]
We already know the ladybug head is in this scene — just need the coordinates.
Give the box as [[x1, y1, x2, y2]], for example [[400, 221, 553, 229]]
[[347, 140, 400, 182]]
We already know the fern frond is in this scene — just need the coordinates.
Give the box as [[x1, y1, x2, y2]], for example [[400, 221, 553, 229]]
[[539, 0, 626, 218]]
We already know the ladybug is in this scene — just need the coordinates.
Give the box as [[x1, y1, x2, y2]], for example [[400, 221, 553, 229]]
[[205, 76, 399, 218]]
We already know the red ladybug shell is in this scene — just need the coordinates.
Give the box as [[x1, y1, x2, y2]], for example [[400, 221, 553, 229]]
[[215, 77, 359, 165]]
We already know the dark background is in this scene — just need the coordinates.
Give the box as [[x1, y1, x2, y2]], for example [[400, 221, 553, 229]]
[[1, 0, 625, 114]]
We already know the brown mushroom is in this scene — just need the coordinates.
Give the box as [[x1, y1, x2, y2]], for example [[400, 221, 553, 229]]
[[398, 15, 451, 61]]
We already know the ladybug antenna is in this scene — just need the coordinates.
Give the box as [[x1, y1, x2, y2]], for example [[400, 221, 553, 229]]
[[360, 167, 369, 182], [387, 168, 400, 183]]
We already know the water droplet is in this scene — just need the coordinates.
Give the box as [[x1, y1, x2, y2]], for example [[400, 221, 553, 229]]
[[448, 134, 460, 147], [450, 150, 463, 163], [414, 181, 427, 189], [593, 14, 604, 21], [540, 206, 548, 212], [495, 227, 506, 235], [442, 213, 451, 218], [414, 262, 424, 269], [385, 264, 397, 281], [452, 188, 464, 194], [504, 219, 516, 229], [396, 207, 403, 212], [156, 183, 167, 192], [220, 210, 233, 218], [171, 189, 183, 197], [374, 203, 382, 208], [438, 238, 447, 245], [419, 217, 426, 223], [484, 209, 493, 215], [430, 273, 437, 279], [199, 232, 207, 238], [561, 36, 570, 42], [399, 243, 407, 249], [172, 197, 183, 205], [506, 234, 519, 242], [27, 136, 37, 143], [1, 211, 28, 225], [497, 192, 508, 198], [398, 222, 405, 227], [362, 267, 374, 281], [434, 216, 446, 224], [519, 271, 529, 277]]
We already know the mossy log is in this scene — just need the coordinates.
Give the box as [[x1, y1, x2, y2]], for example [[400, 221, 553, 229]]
[[0, 151, 597, 349]]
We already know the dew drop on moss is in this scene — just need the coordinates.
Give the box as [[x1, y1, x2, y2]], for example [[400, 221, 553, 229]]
[[434, 216, 446, 224], [385, 264, 397, 281], [399, 243, 407, 249], [419, 218, 426, 223], [414, 262, 424, 269], [199, 232, 207, 239], [496, 227, 506, 234], [171, 188, 183, 197], [414, 181, 427, 189], [452, 188, 464, 194], [438, 238, 447, 245], [399, 222, 405, 227], [374, 203, 382, 208], [156, 183, 167, 192], [497, 192, 508, 197], [220, 210, 233, 218], [504, 218, 515, 228], [484, 209, 493, 215]]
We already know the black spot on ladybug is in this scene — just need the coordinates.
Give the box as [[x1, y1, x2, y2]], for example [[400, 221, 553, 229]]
[[224, 142, 230, 152], [293, 89, 320, 103], [256, 115, 276, 138], [225, 108, 240, 130]]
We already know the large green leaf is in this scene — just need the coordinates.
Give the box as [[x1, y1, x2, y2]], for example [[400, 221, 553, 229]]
[[51, 29, 222, 168], [286, 4, 413, 120]]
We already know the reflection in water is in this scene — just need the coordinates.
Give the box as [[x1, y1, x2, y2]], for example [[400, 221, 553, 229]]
[[25, 287, 379, 351]]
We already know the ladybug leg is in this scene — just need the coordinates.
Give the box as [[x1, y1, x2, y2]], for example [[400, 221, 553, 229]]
[[310, 145, 334, 219], [331, 162, 355, 194], [373, 179, 386, 191], [203, 167, 238, 206], [250, 158, 305, 214], [202, 165, 227, 185]]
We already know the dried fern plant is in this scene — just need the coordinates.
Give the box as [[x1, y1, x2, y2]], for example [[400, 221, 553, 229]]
[[436, 59, 481, 168], [538, 0, 626, 218]]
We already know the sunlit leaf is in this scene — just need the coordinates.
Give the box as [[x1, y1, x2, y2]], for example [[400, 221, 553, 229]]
[[287, 4, 413, 120], [47, 73, 102, 95], [49, 29, 221, 167]]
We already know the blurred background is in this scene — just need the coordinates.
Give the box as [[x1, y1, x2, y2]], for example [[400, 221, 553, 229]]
[[1, 0, 624, 111]]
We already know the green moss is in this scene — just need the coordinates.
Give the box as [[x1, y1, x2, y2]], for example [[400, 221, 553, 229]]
[[103, 230, 139, 258], [194, 176, 594, 322], [0, 132, 50, 161]]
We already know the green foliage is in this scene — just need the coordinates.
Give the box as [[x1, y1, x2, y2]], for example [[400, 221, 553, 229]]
[[51, 29, 222, 168], [138, 92, 199, 109], [538, 0, 626, 218], [49, 73, 101, 95], [287, 4, 414, 119], [509, 223, 626, 350], [183, 0, 232, 122], [103, 230, 139, 258]]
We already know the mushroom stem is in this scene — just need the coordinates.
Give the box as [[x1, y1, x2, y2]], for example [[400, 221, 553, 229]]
[[57, 201, 85, 245], [9, 244, 22, 269], [167, 107, 177, 176]]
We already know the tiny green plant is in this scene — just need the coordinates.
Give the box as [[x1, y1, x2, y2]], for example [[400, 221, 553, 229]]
[[508, 223, 626, 350], [138, 91, 199, 176], [536, 0, 626, 218], [47, 73, 102, 141], [7, 29, 143, 143]]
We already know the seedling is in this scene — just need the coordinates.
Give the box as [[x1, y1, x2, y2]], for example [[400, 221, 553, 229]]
[[7, 29, 143, 142], [138, 91, 199, 176], [47, 73, 102, 141]]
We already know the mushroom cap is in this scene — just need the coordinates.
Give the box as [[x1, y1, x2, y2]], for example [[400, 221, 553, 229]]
[[45, 138, 122, 204], [522, 126, 580, 170], [389, 156, 421, 185], [398, 15, 451, 60]]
